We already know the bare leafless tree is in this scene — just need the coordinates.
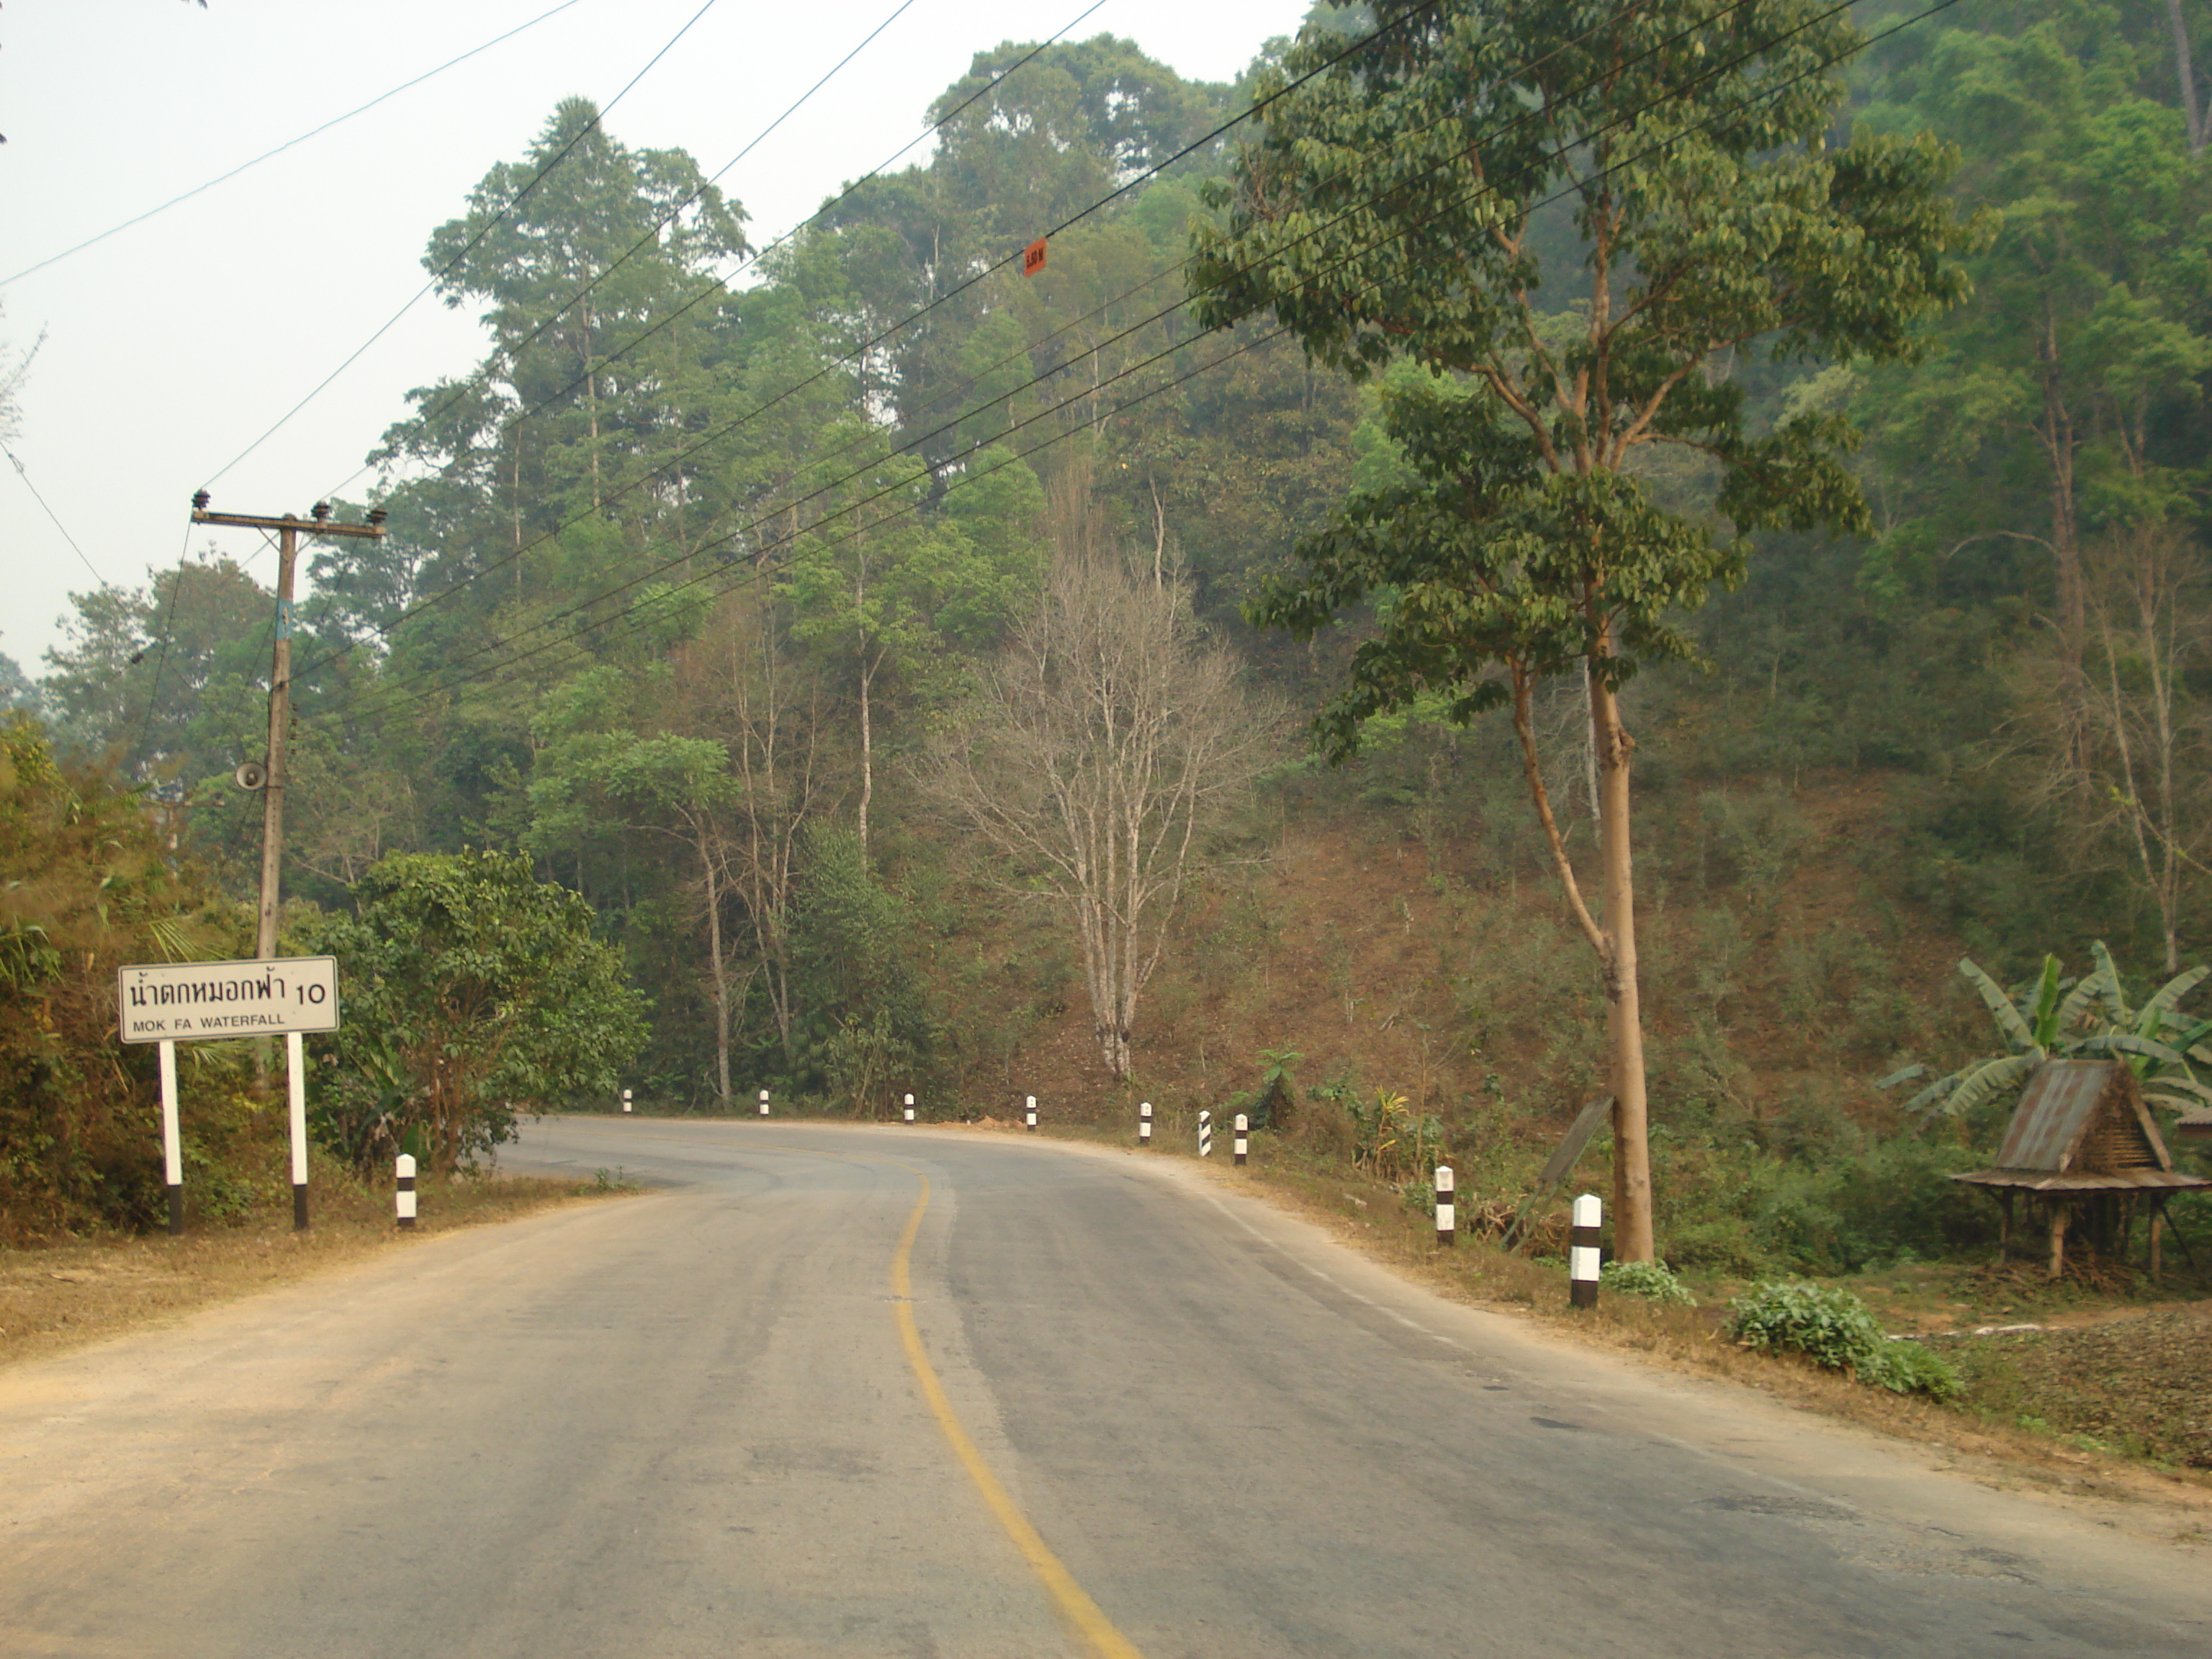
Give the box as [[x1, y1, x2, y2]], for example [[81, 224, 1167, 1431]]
[[2017, 522, 2212, 972], [920, 544, 1282, 1079]]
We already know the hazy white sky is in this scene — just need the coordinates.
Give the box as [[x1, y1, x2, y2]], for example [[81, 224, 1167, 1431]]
[[0, 0, 1310, 676]]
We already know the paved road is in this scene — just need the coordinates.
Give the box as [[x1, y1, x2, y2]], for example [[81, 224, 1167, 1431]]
[[1, 1118, 2206, 1658]]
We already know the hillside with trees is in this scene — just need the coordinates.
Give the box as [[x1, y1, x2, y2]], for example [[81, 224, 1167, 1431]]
[[11, 1, 2212, 1288]]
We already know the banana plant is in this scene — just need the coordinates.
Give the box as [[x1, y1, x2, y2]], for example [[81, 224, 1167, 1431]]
[[1881, 943, 2212, 1120]]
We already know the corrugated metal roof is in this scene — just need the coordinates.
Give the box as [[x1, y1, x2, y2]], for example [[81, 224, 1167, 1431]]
[[1995, 1059, 2119, 1171], [1951, 1169, 2212, 1193]]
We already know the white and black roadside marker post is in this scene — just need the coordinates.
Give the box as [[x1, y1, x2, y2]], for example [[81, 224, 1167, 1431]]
[[1139, 1101, 1152, 1145], [621, 1087, 632, 1115], [288, 1030, 310, 1231], [1434, 1165, 1455, 1247], [1570, 1192, 1603, 1308], [1025, 1094, 1038, 1133], [1198, 1110, 1213, 1157], [1234, 1113, 1249, 1166], [758, 1088, 770, 1118], [159, 1038, 184, 1236], [904, 1092, 916, 1123], [395, 1154, 417, 1231]]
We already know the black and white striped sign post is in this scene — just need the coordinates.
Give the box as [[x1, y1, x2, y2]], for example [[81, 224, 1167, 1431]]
[[758, 1088, 770, 1118], [1139, 1101, 1152, 1145], [1233, 1113, 1249, 1166], [1025, 1094, 1038, 1132], [395, 1154, 417, 1231], [621, 1088, 632, 1114], [1198, 1110, 1213, 1157], [904, 1092, 916, 1123], [287, 1030, 310, 1230], [1570, 1192, 1603, 1308], [1434, 1165, 1455, 1246]]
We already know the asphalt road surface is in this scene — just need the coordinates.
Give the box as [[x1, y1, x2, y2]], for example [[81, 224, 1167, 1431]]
[[2, 1118, 2207, 1658]]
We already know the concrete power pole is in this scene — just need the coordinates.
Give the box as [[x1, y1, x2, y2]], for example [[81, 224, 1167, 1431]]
[[188, 494, 386, 961]]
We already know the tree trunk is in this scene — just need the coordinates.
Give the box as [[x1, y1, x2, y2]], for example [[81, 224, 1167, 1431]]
[[701, 838, 732, 1107], [2171, 0, 2206, 153], [1590, 666, 1654, 1263]]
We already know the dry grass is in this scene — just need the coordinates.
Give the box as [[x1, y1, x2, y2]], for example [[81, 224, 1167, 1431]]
[[0, 1169, 630, 1370]]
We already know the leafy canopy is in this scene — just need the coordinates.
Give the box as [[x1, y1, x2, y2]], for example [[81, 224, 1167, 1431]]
[[302, 850, 647, 1173], [1188, 0, 1980, 749]]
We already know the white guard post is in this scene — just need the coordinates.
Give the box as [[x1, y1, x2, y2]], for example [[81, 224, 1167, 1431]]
[[395, 1154, 417, 1230], [1434, 1165, 1455, 1246], [1197, 1110, 1212, 1158], [904, 1092, 916, 1123], [1233, 1113, 1249, 1166], [1570, 1192, 1604, 1308], [758, 1089, 770, 1118], [1138, 1101, 1152, 1144], [1025, 1095, 1037, 1133]]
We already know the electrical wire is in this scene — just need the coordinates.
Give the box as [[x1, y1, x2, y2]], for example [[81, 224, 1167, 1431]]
[[200, 0, 726, 491], [4, 444, 109, 587], [0, 1, 590, 289], [317, 0, 1951, 738], [302, 1, 1116, 513], [300, 0, 1459, 667], [302, 0, 1686, 685]]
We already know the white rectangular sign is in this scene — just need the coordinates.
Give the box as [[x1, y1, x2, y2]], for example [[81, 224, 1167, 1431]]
[[117, 956, 341, 1044]]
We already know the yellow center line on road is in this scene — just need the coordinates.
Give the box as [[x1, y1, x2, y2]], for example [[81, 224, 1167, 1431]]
[[891, 1172, 1148, 1659], [554, 1124, 1148, 1654]]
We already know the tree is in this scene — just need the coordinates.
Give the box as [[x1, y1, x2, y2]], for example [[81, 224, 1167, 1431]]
[[1884, 942, 2212, 1122], [2017, 524, 2212, 973], [920, 532, 1280, 1079], [300, 850, 647, 1174], [0, 717, 237, 1236], [1190, 0, 1978, 1258]]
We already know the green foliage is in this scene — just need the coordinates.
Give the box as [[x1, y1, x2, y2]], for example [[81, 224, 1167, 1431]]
[[1195, 0, 1978, 758], [1344, 1087, 1444, 1183], [1883, 943, 2212, 1119], [1599, 1259, 1697, 1306], [300, 850, 648, 1174], [1726, 1278, 1964, 1399], [0, 718, 243, 1236]]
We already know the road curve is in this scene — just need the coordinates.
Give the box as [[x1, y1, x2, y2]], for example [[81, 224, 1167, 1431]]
[[1, 1117, 2206, 1658]]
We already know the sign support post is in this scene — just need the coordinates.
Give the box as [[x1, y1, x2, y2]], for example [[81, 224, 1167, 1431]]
[[120, 956, 341, 1236], [159, 1039, 183, 1236]]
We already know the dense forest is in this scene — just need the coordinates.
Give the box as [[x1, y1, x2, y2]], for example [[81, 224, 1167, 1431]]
[[6, 1, 2211, 1268]]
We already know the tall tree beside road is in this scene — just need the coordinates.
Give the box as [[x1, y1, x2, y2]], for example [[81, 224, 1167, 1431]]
[[921, 506, 1280, 1080], [1190, 0, 1979, 1259]]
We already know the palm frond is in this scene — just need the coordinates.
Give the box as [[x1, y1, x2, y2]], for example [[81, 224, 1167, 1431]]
[[2026, 956, 2066, 1048], [1876, 1063, 1930, 1089], [2137, 963, 2208, 1032], [2077, 1031, 2188, 1069], [1959, 957, 2035, 1053], [2087, 940, 2133, 1027], [2058, 943, 2118, 1031], [1937, 1052, 2041, 1120], [2145, 1076, 2212, 1110]]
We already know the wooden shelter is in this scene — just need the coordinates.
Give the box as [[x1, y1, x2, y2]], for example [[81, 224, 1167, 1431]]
[[2177, 1107, 2212, 1146], [1950, 1059, 2209, 1279]]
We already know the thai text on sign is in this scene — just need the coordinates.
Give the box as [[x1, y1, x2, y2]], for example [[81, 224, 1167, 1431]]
[[117, 956, 341, 1043]]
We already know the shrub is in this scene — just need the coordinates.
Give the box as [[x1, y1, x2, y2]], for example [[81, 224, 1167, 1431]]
[[1725, 1280, 1961, 1400], [1601, 1259, 1696, 1306], [1861, 1339, 1965, 1402]]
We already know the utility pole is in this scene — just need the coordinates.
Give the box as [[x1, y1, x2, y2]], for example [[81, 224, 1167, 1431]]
[[189, 493, 386, 960]]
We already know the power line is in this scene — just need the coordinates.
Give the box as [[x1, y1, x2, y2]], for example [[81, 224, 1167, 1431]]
[[305, 1, 1115, 513], [200, 0, 726, 491], [3, 444, 109, 588], [0, 1, 590, 289], [305, 1, 1454, 664], [319, 0, 1945, 738]]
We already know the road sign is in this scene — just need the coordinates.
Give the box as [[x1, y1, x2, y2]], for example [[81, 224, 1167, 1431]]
[[117, 956, 341, 1044]]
